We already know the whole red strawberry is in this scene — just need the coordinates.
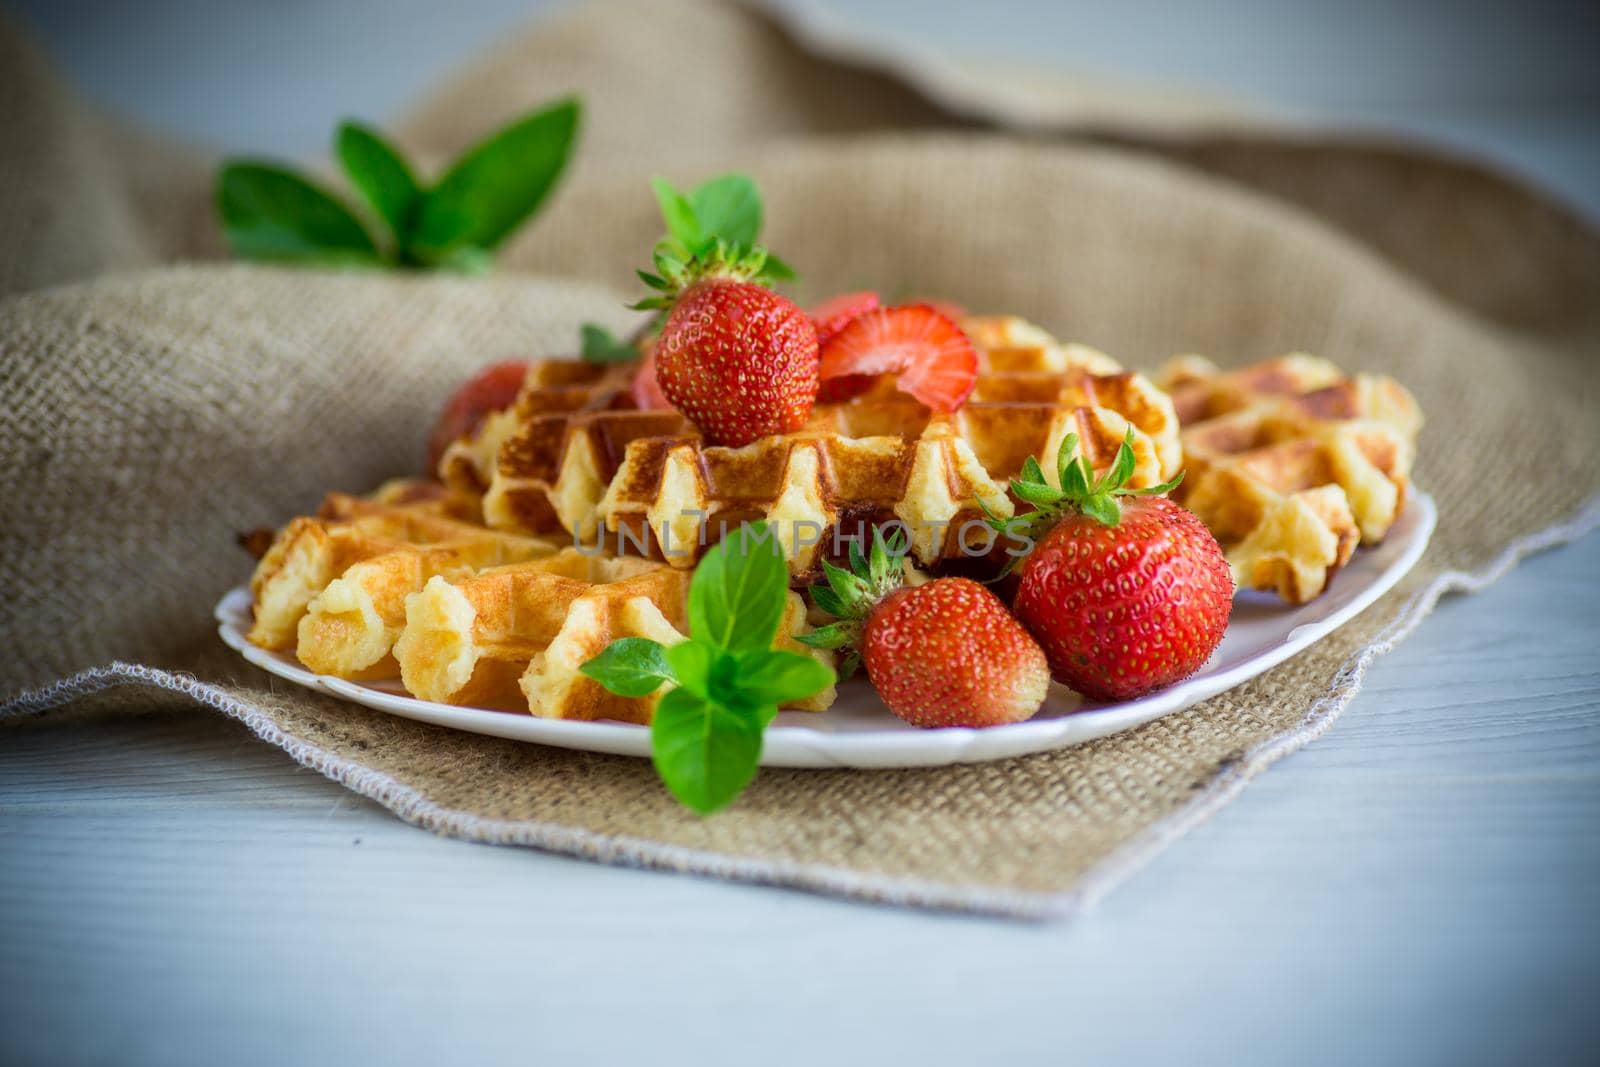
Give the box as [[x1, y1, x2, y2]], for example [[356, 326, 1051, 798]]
[[636, 176, 817, 446], [993, 430, 1232, 702], [799, 530, 1049, 728], [425, 359, 529, 476], [655, 280, 818, 445]]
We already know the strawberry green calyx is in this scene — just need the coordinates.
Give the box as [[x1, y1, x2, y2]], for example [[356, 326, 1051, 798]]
[[631, 174, 795, 310], [795, 526, 910, 678], [983, 428, 1184, 543]]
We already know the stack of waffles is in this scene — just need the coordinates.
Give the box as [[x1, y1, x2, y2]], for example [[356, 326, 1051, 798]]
[[243, 315, 1423, 719], [246, 481, 834, 722], [1157, 354, 1423, 603], [441, 315, 1183, 578]]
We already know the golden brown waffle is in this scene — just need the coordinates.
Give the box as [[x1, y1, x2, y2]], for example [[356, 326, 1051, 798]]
[[395, 551, 832, 721], [247, 486, 835, 719], [247, 486, 555, 674], [446, 316, 1182, 577], [1158, 354, 1423, 603]]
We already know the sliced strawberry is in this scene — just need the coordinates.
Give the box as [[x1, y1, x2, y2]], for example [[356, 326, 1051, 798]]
[[816, 373, 878, 404], [808, 290, 880, 347], [425, 359, 529, 476], [817, 305, 978, 412], [911, 297, 967, 323], [630, 343, 673, 410]]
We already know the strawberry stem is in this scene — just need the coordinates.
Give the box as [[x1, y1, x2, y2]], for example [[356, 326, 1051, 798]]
[[981, 428, 1184, 575], [795, 526, 911, 679]]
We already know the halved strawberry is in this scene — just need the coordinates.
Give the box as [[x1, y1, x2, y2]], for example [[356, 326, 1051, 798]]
[[817, 305, 978, 412], [425, 359, 529, 476], [809, 290, 880, 347]]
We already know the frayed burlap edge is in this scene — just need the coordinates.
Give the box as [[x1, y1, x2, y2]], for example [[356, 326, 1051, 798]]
[[5, 500, 1597, 921]]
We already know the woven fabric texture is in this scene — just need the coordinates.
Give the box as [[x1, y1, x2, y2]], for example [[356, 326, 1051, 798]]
[[2, 0, 1596, 914]]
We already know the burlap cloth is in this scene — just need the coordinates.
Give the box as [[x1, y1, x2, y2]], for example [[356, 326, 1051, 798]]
[[2, 0, 1597, 917]]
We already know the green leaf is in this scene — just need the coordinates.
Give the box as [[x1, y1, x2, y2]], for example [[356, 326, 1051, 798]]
[[1097, 429, 1137, 493], [1122, 471, 1186, 497], [1054, 432, 1080, 490], [410, 97, 581, 262], [687, 522, 787, 652], [846, 538, 869, 578], [650, 687, 765, 814], [665, 640, 716, 696], [793, 622, 856, 650], [730, 649, 835, 707], [580, 323, 637, 363], [808, 584, 848, 619], [687, 173, 761, 248], [579, 637, 674, 697], [651, 176, 705, 254], [335, 121, 420, 250], [431, 245, 494, 274], [822, 558, 866, 608], [216, 163, 382, 265], [1019, 455, 1048, 488], [1060, 451, 1092, 499], [1081, 494, 1122, 527], [1012, 479, 1063, 507], [868, 525, 889, 578], [759, 253, 797, 283]]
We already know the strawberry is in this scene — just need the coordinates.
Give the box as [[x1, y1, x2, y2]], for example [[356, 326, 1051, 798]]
[[988, 430, 1232, 702], [424, 359, 529, 475], [809, 290, 881, 403], [809, 290, 880, 347], [799, 529, 1049, 728], [654, 280, 817, 444], [635, 176, 817, 446], [914, 297, 967, 323], [817, 304, 978, 412], [630, 342, 673, 411]]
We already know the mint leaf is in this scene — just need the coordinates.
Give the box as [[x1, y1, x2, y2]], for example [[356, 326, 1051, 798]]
[[730, 649, 833, 707], [579, 637, 673, 697], [335, 121, 420, 251], [651, 177, 704, 254], [580, 323, 637, 363], [410, 97, 581, 264], [216, 163, 381, 265], [687, 174, 761, 249], [650, 687, 765, 815], [665, 640, 716, 696], [688, 522, 787, 652]]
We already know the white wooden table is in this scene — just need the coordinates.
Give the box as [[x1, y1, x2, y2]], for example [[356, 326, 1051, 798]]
[[3, 3, 1598, 1063]]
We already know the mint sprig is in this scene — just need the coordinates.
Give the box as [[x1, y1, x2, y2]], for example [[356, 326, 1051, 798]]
[[632, 174, 794, 311], [217, 97, 581, 272], [580, 522, 834, 814], [579, 323, 638, 364], [980, 428, 1184, 574]]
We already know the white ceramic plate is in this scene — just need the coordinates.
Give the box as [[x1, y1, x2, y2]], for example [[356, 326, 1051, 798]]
[[216, 490, 1434, 768]]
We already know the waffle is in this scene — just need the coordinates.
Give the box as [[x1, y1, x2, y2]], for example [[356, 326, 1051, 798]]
[[248, 485, 555, 675], [1158, 354, 1423, 603], [446, 316, 1182, 577], [395, 551, 832, 721], [247, 486, 835, 719]]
